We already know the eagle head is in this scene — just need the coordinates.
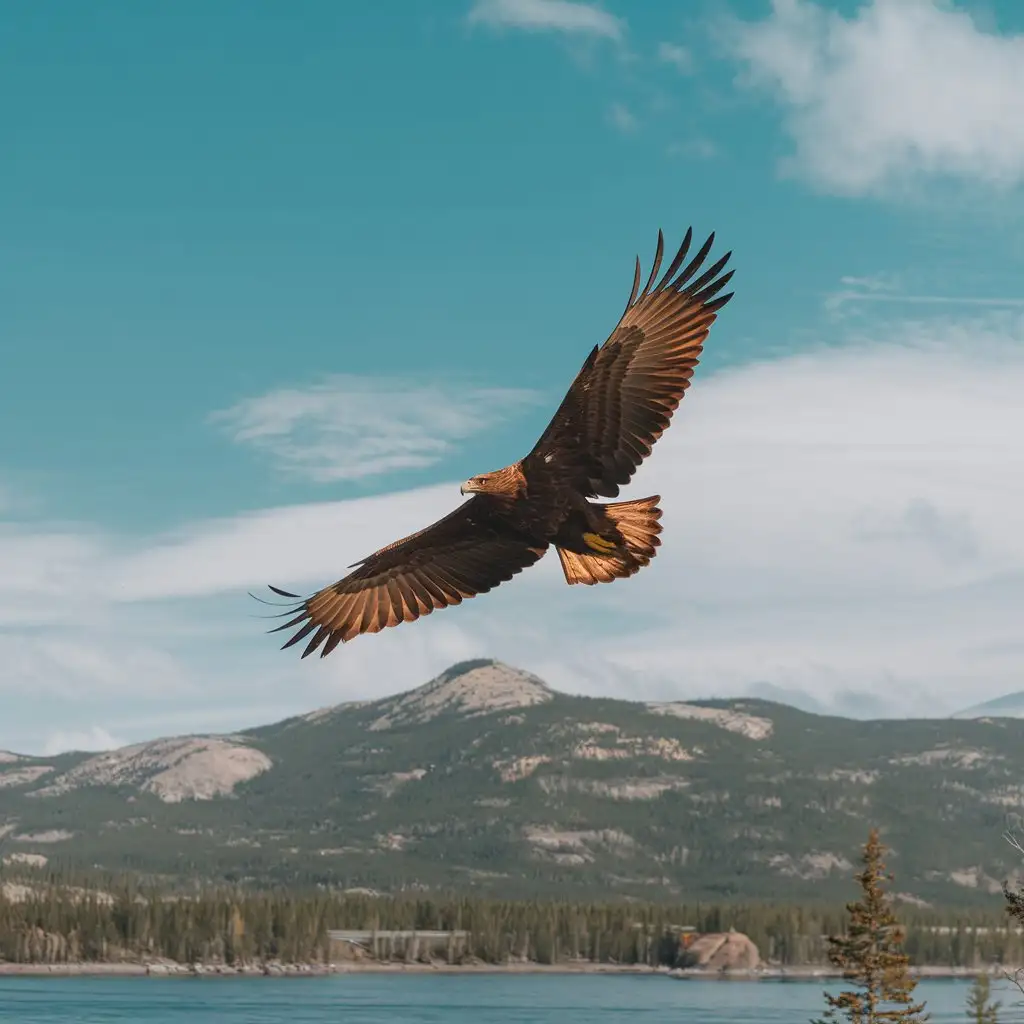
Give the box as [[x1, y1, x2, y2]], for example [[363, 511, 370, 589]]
[[460, 464, 527, 499]]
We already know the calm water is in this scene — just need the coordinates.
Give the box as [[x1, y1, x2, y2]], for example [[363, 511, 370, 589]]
[[0, 975, 1018, 1023]]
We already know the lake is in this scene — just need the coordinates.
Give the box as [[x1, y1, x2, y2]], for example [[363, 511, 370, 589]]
[[0, 974, 1015, 1023]]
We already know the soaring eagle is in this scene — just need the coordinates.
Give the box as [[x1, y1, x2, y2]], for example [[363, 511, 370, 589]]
[[264, 227, 734, 658]]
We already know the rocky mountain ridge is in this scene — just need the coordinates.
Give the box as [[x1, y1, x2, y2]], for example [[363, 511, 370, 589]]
[[1, 659, 1022, 905]]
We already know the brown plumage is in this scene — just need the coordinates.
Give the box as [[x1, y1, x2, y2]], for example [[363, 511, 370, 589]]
[[264, 227, 734, 658]]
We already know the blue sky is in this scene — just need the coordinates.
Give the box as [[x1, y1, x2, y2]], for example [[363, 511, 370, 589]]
[[4, 0, 1024, 753]]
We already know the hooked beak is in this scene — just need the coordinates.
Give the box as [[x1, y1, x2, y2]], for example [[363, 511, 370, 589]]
[[460, 479, 477, 496]]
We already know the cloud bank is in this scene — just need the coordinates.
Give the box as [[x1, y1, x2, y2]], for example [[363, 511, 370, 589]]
[[5, 308, 1024, 751], [724, 0, 1024, 196]]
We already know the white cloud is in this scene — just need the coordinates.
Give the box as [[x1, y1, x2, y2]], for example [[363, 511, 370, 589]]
[[0, 527, 107, 627], [41, 727, 125, 757], [839, 274, 898, 294], [467, 0, 623, 40], [827, 284, 1024, 314], [109, 487, 462, 601], [657, 41, 693, 73], [724, 0, 1024, 196], [211, 375, 539, 483], [4, 310, 1024, 749], [0, 632, 194, 700]]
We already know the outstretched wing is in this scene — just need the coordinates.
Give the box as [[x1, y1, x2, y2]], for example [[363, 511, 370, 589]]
[[525, 228, 734, 498], [264, 498, 547, 658]]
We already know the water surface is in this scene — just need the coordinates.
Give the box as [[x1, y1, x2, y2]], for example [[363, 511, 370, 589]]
[[0, 974, 1013, 1023]]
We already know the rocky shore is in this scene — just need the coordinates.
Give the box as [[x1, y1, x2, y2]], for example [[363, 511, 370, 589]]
[[0, 960, 1012, 980], [0, 960, 671, 978]]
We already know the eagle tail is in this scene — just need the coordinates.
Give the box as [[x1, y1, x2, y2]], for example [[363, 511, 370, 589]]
[[557, 495, 663, 586]]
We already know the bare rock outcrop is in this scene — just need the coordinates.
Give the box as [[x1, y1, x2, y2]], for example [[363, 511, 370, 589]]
[[0, 766, 54, 789], [680, 930, 762, 972], [647, 702, 773, 741], [368, 660, 553, 730], [29, 737, 271, 803]]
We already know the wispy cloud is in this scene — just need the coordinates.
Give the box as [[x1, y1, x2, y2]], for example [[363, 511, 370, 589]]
[[839, 273, 899, 294], [210, 375, 540, 483], [657, 41, 693, 73], [607, 101, 637, 133], [826, 281, 1024, 314], [467, 0, 624, 41], [5, 310, 1024, 751], [723, 0, 1024, 197]]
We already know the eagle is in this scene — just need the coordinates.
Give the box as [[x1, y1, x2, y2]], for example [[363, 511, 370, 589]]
[[264, 227, 734, 658]]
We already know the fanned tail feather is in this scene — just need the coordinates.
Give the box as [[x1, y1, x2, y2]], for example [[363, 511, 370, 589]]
[[557, 495, 663, 586]]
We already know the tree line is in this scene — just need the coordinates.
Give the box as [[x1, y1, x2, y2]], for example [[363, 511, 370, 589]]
[[2, 866, 1024, 967]]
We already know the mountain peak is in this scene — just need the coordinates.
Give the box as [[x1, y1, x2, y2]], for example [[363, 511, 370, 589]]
[[954, 690, 1024, 719], [6, 662, 1024, 905], [367, 659, 554, 731]]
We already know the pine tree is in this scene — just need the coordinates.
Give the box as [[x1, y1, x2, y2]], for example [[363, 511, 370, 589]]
[[813, 827, 929, 1024], [965, 973, 1000, 1024]]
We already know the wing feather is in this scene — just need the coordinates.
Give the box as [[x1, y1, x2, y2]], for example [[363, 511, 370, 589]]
[[266, 497, 547, 657], [526, 227, 734, 497]]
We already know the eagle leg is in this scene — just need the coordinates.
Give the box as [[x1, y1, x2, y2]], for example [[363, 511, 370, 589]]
[[582, 532, 619, 555]]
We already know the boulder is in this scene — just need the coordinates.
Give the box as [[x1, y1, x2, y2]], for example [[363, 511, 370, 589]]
[[680, 929, 761, 971]]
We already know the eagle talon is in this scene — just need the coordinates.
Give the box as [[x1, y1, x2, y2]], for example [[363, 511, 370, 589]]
[[583, 532, 618, 555]]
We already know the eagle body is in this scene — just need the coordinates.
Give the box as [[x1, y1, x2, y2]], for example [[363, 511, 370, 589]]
[[266, 227, 734, 659]]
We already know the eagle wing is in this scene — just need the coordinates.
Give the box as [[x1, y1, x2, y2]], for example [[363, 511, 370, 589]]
[[265, 497, 547, 658], [525, 228, 734, 498]]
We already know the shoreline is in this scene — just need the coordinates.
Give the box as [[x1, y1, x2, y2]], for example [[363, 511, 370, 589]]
[[0, 961, 1013, 980]]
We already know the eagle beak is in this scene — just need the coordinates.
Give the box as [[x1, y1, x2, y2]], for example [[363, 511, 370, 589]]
[[460, 480, 476, 496]]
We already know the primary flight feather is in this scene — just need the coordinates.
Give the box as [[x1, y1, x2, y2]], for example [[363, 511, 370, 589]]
[[263, 227, 734, 658]]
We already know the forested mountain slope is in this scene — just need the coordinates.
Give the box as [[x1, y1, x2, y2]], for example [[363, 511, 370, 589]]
[[2, 659, 1020, 905]]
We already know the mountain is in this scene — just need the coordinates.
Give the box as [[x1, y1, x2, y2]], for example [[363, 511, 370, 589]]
[[2, 658, 1023, 906], [954, 691, 1024, 719]]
